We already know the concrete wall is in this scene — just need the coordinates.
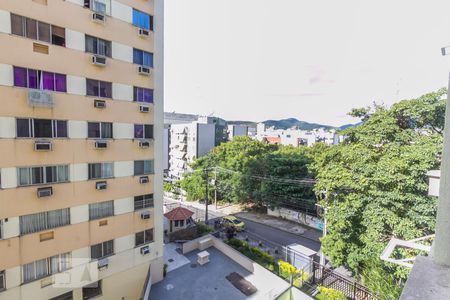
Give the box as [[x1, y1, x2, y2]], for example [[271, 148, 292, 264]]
[[268, 208, 323, 231]]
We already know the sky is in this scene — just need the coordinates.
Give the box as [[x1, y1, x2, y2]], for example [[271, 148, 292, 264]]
[[164, 0, 450, 127]]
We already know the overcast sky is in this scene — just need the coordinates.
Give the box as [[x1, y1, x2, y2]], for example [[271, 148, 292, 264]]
[[164, 0, 450, 126]]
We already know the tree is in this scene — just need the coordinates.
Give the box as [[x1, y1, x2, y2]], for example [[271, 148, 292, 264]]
[[312, 88, 445, 298]]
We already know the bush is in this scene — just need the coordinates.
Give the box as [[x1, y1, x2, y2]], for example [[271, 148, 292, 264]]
[[316, 287, 347, 300], [226, 238, 275, 270], [196, 223, 213, 236]]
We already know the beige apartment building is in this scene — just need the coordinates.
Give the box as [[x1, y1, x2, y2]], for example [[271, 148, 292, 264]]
[[0, 0, 164, 299]]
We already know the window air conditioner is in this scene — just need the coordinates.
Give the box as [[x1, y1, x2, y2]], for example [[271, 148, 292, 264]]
[[139, 140, 150, 149], [97, 258, 109, 270], [92, 12, 106, 24], [140, 246, 150, 255], [141, 210, 151, 220], [96, 181, 107, 190], [92, 55, 107, 66], [37, 187, 53, 198], [94, 99, 106, 108], [28, 89, 53, 108], [34, 140, 52, 151], [139, 176, 149, 184], [95, 140, 108, 149], [139, 105, 150, 113], [138, 28, 150, 37], [138, 66, 151, 76]]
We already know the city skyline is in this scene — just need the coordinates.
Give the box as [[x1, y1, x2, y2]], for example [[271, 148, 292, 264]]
[[165, 0, 450, 127]]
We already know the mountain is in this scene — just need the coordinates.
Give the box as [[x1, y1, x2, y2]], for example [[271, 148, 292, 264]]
[[262, 118, 334, 130]]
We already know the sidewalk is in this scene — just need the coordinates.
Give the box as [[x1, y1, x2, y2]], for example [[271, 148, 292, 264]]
[[235, 211, 322, 242]]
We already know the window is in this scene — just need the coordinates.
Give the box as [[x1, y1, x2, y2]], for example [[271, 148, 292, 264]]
[[85, 35, 111, 57], [174, 220, 179, 227], [84, 0, 111, 14], [132, 9, 152, 30], [86, 79, 112, 98], [16, 118, 67, 138], [134, 124, 153, 139], [87, 122, 113, 139], [89, 201, 114, 220], [20, 208, 70, 235], [135, 229, 154, 247], [0, 270, 4, 291], [91, 240, 113, 259], [134, 160, 153, 176], [13, 67, 66, 92], [11, 14, 65, 46], [49, 291, 73, 300], [88, 163, 113, 180], [133, 87, 153, 103], [134, 194, 154, 210], [133, 49, 153, 67], [83, 281, 102, 300], [22, 252, 71, 283], [18, 165, 69, 186]]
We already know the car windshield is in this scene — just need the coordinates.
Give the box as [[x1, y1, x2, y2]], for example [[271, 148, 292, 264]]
[[232, 219, 241, 224]]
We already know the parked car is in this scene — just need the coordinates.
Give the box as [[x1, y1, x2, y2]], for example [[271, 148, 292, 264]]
[[222, 216, 245, 231]]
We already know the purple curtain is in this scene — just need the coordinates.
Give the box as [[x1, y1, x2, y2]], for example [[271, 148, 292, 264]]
[[13, 67, 27, 87], [134, 125, 144, 138], [42, 72, 54, 91], [55, 73, 66, 92], [28, 69, 39, 89], [143, 89, 153, 103]]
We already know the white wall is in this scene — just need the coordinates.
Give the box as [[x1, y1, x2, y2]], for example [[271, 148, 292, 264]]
[[65, 0, 84, 6], [67, 75, 87, 96], [70, 163, 88, 182], [112, 42, 133, 63], [5, 266, 20, 290], [0, 64, 13, 87], [113, 123, 134, 139], [114, 161, 134, 177], [65, 29, 85, 52], [0, 167, 17, 189], [70, 204, 89, 225], [115, 234, 134, 253], [197, 124, 216, 157], [112, 83, 133, 101], [114, 197, 134, 215], [0, 117, 15, 138], [0, 10, 11, 34], [2, 217, 19, 239], [68, 120, 88, 139], [111, 0, 133, 23]]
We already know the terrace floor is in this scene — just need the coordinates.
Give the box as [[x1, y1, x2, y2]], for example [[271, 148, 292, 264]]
[[149, 247, 292, 300]]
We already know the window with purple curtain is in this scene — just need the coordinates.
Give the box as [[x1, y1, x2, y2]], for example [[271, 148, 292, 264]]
[[28, 69, 39, 89], [134, 125, 144, 139], [13, 67, 27, 87], [42, 72, 54, 91], [133, 87, 153, 103], [55, 73, 66, 92]]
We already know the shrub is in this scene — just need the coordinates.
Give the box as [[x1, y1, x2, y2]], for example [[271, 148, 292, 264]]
[[196, 223, 213, 236], [316, 287, 347, 300], [163, 264, 168, 278]]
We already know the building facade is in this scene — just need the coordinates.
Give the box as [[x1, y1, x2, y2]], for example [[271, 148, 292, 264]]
[[0, 0, 164, 299]]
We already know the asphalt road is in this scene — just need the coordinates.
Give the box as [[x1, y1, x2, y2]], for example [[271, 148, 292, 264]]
[[241, 218, 321, 252]]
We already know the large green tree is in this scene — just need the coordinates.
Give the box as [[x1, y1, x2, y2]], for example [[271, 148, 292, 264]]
[[311, 88, 446, 298]]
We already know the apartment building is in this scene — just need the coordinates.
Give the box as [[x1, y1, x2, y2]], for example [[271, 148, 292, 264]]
[[0, 0, 164, 299]]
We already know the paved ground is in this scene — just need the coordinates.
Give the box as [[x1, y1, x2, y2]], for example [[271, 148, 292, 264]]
[[149, 247, 290, 300], [163, 243, 190, 272]]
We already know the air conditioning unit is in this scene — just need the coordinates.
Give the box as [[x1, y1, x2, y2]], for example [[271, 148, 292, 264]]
[[96, 181, 107, 190], [138, 28, 150, 37], [28, 89, 53, 108], [94, 100, 106, 108], [140, 246, 150, 255], [95, 140, 108, 149], [139, 176, 149, 184], [37, 187, 53, 198], [97, 258, 109, 270], [141, 210, 151, 220], [34, 140, 52, 151], [139, 140, 150, 149], [138, 66, 151, 76], [139, 105, 150, 113], [92, 12, 106, 24], [92, 55, 107, 66]]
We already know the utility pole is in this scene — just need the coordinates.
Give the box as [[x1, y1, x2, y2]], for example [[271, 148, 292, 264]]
[[316, 202, 328, 266], [214, 167, 218, 210], [204, 168, 209, 224]]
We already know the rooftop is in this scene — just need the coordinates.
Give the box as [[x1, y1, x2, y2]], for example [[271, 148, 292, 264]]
[[149, 247, 297, 300], [164, 206, 194, 221]]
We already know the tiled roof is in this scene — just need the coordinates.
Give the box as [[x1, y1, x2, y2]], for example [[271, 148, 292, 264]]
[[164, 206, 194, 221]]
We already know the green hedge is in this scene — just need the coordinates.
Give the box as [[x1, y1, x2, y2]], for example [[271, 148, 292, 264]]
[[226, 238, 276, 271]]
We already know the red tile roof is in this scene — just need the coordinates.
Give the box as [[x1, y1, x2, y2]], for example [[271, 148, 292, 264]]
[[164, 207, 194, 221]]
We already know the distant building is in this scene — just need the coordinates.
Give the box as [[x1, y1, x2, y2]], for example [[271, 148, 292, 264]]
[[227, 124, 249, 140]]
